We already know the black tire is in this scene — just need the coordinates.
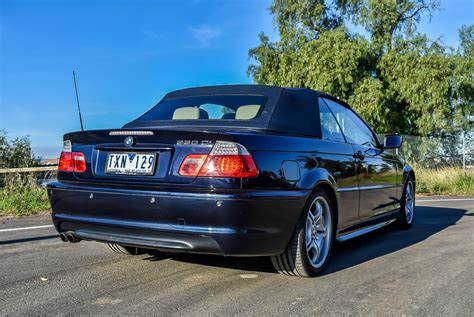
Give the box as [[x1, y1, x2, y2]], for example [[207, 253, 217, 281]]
[[271, 189, 335, 277], [397, 176, 415, 229], [106, 243, 145, 255]]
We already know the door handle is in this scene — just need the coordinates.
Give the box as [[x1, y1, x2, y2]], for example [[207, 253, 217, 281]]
[[353, 151, 365, 160]]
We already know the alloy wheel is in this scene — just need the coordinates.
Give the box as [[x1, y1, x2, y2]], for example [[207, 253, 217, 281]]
[[405, 181, 415, 224], [305, 196, 332, 269]]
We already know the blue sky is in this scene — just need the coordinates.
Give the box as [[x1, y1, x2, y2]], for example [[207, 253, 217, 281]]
[[1, 0, 472, 158]]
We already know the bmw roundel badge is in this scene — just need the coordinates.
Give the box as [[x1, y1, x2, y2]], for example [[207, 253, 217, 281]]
[[124, 136, 136, 147]]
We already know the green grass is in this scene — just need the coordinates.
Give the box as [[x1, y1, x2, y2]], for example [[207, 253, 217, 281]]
[[0, 186, 50, 217], [415, 167, 474, 196]]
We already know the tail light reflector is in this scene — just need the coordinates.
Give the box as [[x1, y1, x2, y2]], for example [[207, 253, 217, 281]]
[[58, 151, 86, 173], [178, 141, 258, 178]]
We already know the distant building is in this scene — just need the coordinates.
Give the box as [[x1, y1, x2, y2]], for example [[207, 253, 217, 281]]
[[40, 158, 59, 166]]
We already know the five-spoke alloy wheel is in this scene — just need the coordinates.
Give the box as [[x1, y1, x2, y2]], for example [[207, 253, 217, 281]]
[[271, 189, 334, 277], [397, 176, 415, 229], [405, 181, 415, 224], [305, 196, 332, 269]]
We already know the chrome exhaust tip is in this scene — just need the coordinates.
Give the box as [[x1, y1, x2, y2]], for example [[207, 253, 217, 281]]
[[59, 232, 67, 242], [64, 232, 81, 243]]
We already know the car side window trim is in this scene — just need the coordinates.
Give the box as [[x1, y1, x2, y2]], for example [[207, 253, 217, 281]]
[[321, 97, 382, 149], [317, 97, 347, 143]]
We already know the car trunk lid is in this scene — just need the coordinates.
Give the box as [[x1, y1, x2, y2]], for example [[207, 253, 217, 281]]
[[64, 128, 219, 184]]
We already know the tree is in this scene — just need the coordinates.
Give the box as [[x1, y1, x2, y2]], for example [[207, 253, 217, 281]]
[[0, 130, 39, 169], [248, 0, 473, 136]]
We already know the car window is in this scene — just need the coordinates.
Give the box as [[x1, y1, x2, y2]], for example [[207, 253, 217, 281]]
[[322, 98, 379, 148], [199, 103, 235, 119], [318, 98, 345, 143], [137, 95, 265, 121]]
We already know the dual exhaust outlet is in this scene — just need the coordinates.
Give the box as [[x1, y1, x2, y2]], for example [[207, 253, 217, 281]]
[[59, 231, 81, 243]]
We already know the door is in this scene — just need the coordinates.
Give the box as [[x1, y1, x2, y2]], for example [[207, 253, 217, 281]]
[[318, 99, 359, 227], [321, 98, 399, 220]]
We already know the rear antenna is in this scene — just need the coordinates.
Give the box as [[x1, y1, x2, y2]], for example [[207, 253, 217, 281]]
[[72, 70, 84, 131]]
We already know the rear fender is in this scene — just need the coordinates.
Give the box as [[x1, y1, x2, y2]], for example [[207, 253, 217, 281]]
[[298, 167, 339, 225], [403, 164, 416, 188], [299, 167, 337, 190]]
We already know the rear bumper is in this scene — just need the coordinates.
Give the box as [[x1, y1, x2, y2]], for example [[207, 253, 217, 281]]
[[47, 181, 309, 256]]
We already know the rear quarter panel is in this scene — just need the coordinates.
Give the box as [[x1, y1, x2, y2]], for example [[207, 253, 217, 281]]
[[226, 132, 360, 228]]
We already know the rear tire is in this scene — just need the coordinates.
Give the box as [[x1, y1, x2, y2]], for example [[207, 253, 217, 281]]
[[107, 243, 145, 255], [397, 177, 415, 229], [271, 189, 335, 277]]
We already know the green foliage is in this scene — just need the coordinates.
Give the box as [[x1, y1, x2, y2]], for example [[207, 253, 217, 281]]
[[338, 0, 440, 51], [0, 130, 39, 169], [458, 24, 473, 58], [0, 186, 50, 216], [0, 172, 50, 216], [248, 0, 473, 136], [249, 28, 373, 97]]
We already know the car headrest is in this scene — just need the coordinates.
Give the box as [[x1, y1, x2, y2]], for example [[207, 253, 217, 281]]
[[222, 113, 236, 119], [172, 107, 209, 120], [235, 105, 260, 120]]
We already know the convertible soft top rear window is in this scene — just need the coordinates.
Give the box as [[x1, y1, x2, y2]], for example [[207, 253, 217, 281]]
[[137, 95, 267, 122], [124, 85, 321, 137]]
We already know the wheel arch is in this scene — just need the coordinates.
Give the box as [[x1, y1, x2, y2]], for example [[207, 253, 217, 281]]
[[299, 167, 340, 230], [403, 164, 416, 188], [314, 181, 339, 230]]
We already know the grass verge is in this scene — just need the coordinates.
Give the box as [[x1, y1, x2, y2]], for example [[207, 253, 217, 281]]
[[415, 167, 474, 196], [0, 186, 50, 217]]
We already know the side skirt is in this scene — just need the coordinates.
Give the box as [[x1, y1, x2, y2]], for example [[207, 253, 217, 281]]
[[336, 210, 399, 242]]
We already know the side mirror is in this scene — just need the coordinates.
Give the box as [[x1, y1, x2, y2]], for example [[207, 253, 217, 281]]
[[383, 135, 403, 149]]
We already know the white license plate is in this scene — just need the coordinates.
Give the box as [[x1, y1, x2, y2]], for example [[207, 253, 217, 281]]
[[106, 152, 156, 175]]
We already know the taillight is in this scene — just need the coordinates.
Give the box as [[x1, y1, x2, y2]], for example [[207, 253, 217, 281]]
[[58, 141, 86, 173], [58, 152, 74, 172], [178, 141, 258, 178], [72, 152, 86, 172], [178, 154, 207, 176]]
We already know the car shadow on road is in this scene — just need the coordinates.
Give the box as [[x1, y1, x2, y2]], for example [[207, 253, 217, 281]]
[[323, 205, 467, 275], [0, 235, 58, 245], [142, 252, 275, 273], [142, 205, 467, 275]]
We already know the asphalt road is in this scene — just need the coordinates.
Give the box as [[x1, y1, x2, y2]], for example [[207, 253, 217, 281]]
[[1, 197, 473, 316]]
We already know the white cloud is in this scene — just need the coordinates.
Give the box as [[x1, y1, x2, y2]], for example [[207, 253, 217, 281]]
[[189, 25, 221, 47]]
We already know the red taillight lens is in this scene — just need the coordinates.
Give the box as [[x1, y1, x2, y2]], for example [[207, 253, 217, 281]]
[[178, 154, 207, 176], [199, 155, 257, 177], [58, 152, 74, 172], [58, 151, 86, 173], [178, 141, 258, 178], [178, 154, 258, 178], [72, 152, 86, 172]]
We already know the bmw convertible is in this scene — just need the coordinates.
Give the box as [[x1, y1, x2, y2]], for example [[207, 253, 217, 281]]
[[48, 85, 415, 277]]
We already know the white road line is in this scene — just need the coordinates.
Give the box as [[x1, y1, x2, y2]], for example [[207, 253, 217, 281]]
[[0, 225, 54, 233], [417, 198, 474, 203]]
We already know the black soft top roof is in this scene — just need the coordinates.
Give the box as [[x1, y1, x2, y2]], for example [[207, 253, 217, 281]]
[[163, 84, 284, 100], [125, 84, 330, 137]]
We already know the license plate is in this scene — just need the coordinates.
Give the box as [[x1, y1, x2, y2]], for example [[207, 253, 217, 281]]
[[105, 152, 156, 175]]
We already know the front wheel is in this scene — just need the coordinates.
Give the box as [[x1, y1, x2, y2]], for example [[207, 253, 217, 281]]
[[397, 177, 415, 229], [271, 189, 334, 277]]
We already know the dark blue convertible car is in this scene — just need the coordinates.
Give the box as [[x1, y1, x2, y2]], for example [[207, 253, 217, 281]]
[[48, 85, 415, 277]]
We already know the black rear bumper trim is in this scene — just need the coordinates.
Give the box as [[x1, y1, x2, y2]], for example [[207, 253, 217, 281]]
[[55, 213, 236, 235]]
